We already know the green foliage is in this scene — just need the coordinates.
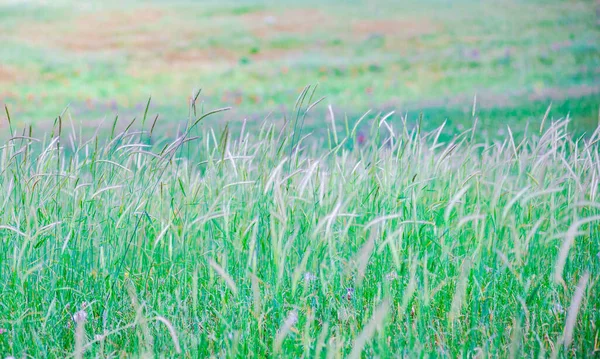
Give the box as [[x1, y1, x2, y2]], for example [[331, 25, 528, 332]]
[[0, 103, 598, 357]]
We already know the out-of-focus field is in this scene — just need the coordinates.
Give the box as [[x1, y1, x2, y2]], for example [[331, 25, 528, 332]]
[[0, 0, 599, 133]]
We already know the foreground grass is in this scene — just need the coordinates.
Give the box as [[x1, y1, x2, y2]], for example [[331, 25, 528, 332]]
[[0, 103, 599, 357]]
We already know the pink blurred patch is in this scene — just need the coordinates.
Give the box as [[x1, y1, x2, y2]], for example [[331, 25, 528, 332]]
[[357, 132, 366, 146]]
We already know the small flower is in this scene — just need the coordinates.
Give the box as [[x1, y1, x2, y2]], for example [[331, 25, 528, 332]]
[[385, 272, 398, 281], [304, 272, 317, 283], [356, 132, 366, 146], [346, 288, 354, 301], [73, 302, 87, 323], [0, 328, 7, 334], [94, 334, 105, 341]]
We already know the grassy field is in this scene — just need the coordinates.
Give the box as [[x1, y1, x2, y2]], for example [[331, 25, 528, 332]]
[[0, 0, 599, 133], [1, 0, 600, 357], [0, 96, 599, 357]]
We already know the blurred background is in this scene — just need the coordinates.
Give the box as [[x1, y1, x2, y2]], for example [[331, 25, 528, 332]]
[[0, 0, 599, 135]]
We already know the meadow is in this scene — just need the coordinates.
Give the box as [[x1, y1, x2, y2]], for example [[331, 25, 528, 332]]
[[1, 0, 600, 358], [0, 93, 599, 357], [0, 0, 599, 133]]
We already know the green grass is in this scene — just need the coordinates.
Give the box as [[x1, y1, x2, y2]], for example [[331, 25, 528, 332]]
[[0, 96, 598, 357], [0, 0, 599, 131], [0, 0, 599, 356]]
